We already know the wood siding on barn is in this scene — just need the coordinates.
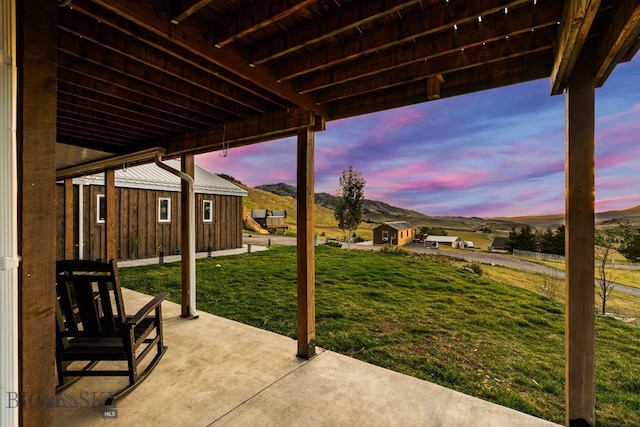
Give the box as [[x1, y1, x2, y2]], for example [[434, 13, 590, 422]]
[[57, 184, 244, 261]]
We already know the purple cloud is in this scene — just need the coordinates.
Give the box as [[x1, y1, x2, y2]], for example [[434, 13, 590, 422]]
[[198, 55, 640, 217]]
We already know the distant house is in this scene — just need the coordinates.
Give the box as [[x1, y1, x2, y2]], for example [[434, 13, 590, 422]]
[[373, 221, 416, 246], [489, 237, 509, 252], [56, 160, 248, 261], [250, 209, 289, 233], [426, 235, 464, 248]]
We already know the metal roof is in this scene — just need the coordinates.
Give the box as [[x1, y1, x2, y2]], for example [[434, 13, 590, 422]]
[[377, 221, 417, 231], [426, 236, 462, 243], [72, 159, 248, 197]]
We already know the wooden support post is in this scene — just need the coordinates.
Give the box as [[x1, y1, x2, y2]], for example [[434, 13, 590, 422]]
[[565, 47, 596, 427], [64, 178, 74, 259], [181, 154, 194, 317], [105, 169, 116, 261], [296, 127, 316, 359], [16, 0, 57, 424]]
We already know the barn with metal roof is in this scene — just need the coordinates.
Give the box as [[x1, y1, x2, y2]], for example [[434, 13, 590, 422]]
[[56, 160, 247, 261]]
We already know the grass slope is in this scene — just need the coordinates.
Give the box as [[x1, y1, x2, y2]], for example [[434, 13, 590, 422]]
[[121, 246, 640, 426], [239, 184, 375, 240]]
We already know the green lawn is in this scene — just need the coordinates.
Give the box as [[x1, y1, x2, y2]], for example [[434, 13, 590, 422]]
[[120, 246, 640, 427]]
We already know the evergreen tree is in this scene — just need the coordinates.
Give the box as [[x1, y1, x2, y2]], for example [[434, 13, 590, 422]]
[[539, 225, 565, 256], [506, 225, 538, 252], [619, 228, 640, 262]]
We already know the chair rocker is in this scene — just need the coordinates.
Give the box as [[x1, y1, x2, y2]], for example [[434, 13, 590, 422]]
[[55, 259, 168, 406]]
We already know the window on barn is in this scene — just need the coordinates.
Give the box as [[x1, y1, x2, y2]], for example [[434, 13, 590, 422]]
[[382, 230, 389, 241], [203, 200, 212, 222], [158, 197, 171, 222], [97, 194, 106, 224]]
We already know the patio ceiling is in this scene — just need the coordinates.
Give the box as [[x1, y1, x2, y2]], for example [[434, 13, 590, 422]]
[[55, 0, 640, 176]]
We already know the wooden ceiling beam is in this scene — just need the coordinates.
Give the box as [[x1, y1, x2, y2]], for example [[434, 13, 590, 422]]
[[57, 123, 137, 145], [595, 0, 640, 87], [296, 6, 559, 93], [57, 100, 191, 135], [57, 81, 214, 129], [164, 108, 320, 156], [170, 0, 215, 25], [214, 0, 320, 48], [57, 73, 219, 127], [56, 135, 132, 154], [315, 30, 554, 104], [57, 100, 171, 136], [90, 0, 327, 118], [327, 51, 552, 121], [58, 12, 269, 116], [269, 0, 536, 78], [550, 0, 601, 95], [249, 0, 426, 65], [67, 1, 287, 108], [58, 114, 164, 140], [57, 92, 201, 133], [57, 56, 238, 124]]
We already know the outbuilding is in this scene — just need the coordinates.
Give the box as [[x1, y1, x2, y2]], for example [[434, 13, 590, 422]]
[[56, 160, 248, 261], [426, 235, 464, 248], [373, 221, 417, 246]]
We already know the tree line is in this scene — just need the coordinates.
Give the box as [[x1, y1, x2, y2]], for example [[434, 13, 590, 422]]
[[507, 223, 640, 315], [505, 223, 640, 262], [505, 225, 566, 256]]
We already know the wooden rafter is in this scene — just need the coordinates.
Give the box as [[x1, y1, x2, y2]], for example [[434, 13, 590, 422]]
[[595, 0, 640, 87], [59, 69, 221, 126], [550, 0, 601, 95], [58, 8, 272, 116], [315, 29, 554, 104], [297, 5, 559, 94], [328, 51, 553, 120], [91, 0, 327, 118], [170, 0, 214, 25], [250, 0, 426, 66], [68, 1, 284, 107], [273, 0, 538, 81], [214, 0, 321, 49]]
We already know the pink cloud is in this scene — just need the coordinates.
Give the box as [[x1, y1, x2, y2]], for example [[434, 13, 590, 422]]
[[595, 194, 640, 212]]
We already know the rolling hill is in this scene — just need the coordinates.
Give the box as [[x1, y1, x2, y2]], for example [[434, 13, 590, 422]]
[[254, 182, 526, 234], [252, 182, 640, 233]]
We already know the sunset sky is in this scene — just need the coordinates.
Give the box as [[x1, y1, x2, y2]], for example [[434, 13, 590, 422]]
[[197, 56, 640, 218]]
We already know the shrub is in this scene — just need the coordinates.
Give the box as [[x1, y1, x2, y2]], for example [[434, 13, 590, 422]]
[[469, 262, 484, 276], [324, 240, 343, 248], [379, 244, 412, 256]]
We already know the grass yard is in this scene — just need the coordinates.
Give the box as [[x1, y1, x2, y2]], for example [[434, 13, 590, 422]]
[[120, 246, 640, 427]]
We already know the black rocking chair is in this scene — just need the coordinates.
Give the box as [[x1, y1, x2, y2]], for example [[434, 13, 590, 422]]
[[55, 259, 168, 406]]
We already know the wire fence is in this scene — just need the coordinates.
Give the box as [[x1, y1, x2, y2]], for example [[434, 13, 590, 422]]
[[514, 249, 640, 270], [513, 249, 565, 262]]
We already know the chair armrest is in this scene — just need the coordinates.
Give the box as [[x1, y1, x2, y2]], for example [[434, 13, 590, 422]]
[[126, 292, 169, 327]]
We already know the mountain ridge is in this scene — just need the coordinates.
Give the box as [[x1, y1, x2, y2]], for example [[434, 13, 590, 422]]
[[254, 182, 640, 231]]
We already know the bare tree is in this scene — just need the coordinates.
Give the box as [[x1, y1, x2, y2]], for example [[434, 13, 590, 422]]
[[538, 269, 561, 300], [594, 223, 635, 315], [334, 165, 365, 249]]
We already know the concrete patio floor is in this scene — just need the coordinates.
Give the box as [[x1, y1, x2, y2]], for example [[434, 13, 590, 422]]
[[54, 287, 562, 427]]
